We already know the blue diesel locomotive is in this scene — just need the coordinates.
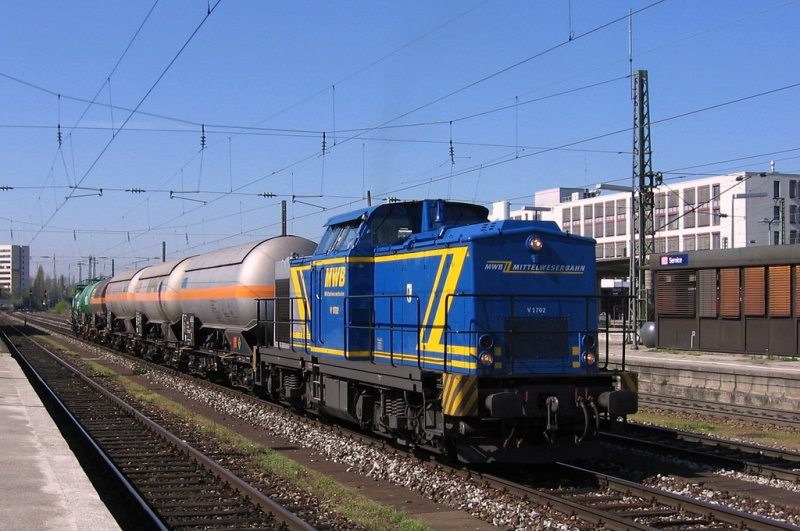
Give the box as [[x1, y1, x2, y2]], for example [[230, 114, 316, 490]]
[[256, 199, 637, 463]]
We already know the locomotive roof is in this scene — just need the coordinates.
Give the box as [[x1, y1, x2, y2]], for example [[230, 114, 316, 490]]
[[323, 200, 489, 227]]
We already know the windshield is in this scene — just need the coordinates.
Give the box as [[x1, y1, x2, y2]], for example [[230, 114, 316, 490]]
[[315, 220, 362, 254]]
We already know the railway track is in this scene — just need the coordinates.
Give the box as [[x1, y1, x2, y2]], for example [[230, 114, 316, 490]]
[[17, 311, 800, 529], [602, 424, 800, 484], [475, 462, 793, 531], [639, 392, 800, 427], [1, 319, 312, 530]]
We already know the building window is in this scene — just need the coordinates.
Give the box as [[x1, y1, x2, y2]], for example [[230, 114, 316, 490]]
[[616, 241, 626, 257], [668, 192, 679, 208], [604, 201, 614, 237], [667, 192, 680, 230], [774, 205, 781, 221], [683, 188, 696, 229], [667, 211, 679, 230], [595, 244, 603, 259], [616, 199, 627, 236], [774, 180, 780, 198], [696, 185, 710, 227], [712, 232, 721, 249], [667, 236, 679, 252], [698, 185, 710, 204], [683, 234, 696, 251], [697, 233, 711, 250], [655, 238, 666, 253], [604, 242, 614, 258], [790, 180, 797, 199], [790, 205, 798, 224], [594, 203, 604, 240], [790, 230, 798, 244], [655, 193, 667, 233]]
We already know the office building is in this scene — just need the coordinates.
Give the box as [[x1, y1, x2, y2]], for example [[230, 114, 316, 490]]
[[492, 171, 800, 258], [0, 244, 30, 298]]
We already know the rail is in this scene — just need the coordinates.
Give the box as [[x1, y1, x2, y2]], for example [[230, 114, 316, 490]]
[[0, 325, 167, 530], [4, 320, 314, 531]]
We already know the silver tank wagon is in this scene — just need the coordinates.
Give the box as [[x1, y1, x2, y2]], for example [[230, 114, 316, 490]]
[[105, 267, 147, 320], [175, 236, 316, 331], [132, 257, 194, 325]]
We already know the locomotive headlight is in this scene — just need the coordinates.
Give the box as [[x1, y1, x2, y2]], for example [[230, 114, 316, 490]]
[[526, 235, 544, 253], [478, 334, 494, 350], [582, 351, 597, 366], [479, 351, 494, 367]]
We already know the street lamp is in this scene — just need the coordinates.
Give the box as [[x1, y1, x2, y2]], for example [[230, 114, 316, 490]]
[[730, 192, 767, 248], [761, 218, 776, 245]]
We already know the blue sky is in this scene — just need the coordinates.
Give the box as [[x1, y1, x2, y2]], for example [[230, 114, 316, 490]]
[[1, 0, 798, 279]]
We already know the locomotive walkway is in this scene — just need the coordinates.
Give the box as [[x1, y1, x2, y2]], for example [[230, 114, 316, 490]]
[[0, 339, 120, 530]]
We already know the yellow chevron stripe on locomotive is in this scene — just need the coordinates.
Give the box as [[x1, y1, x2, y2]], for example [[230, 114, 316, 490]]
[[442, 373, 478, 416]]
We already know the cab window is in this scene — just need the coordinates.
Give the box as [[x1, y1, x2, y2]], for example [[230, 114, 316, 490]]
[[315, 220, 362, 254], [433, 203, 487, 228], [365, 203, 421, 246]]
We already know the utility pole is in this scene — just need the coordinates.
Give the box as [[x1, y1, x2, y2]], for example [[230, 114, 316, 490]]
[[630, 70, 661, 346]]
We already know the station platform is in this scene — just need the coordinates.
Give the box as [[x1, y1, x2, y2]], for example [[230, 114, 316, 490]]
[[0, 340, 120, 530], [600, 331, 800, 413]]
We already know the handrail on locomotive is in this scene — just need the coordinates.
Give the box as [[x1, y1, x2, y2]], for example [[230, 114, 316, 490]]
[[256, 293, 632, 374]]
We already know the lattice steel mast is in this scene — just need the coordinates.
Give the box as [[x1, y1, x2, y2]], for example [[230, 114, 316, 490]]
[[630, 70, 661, 345]]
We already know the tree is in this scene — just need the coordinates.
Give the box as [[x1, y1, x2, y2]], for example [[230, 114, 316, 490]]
[[32, 265, 47, 309]]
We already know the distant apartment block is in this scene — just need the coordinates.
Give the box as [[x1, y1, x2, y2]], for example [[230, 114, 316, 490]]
[[0, 244, 30, 297]]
